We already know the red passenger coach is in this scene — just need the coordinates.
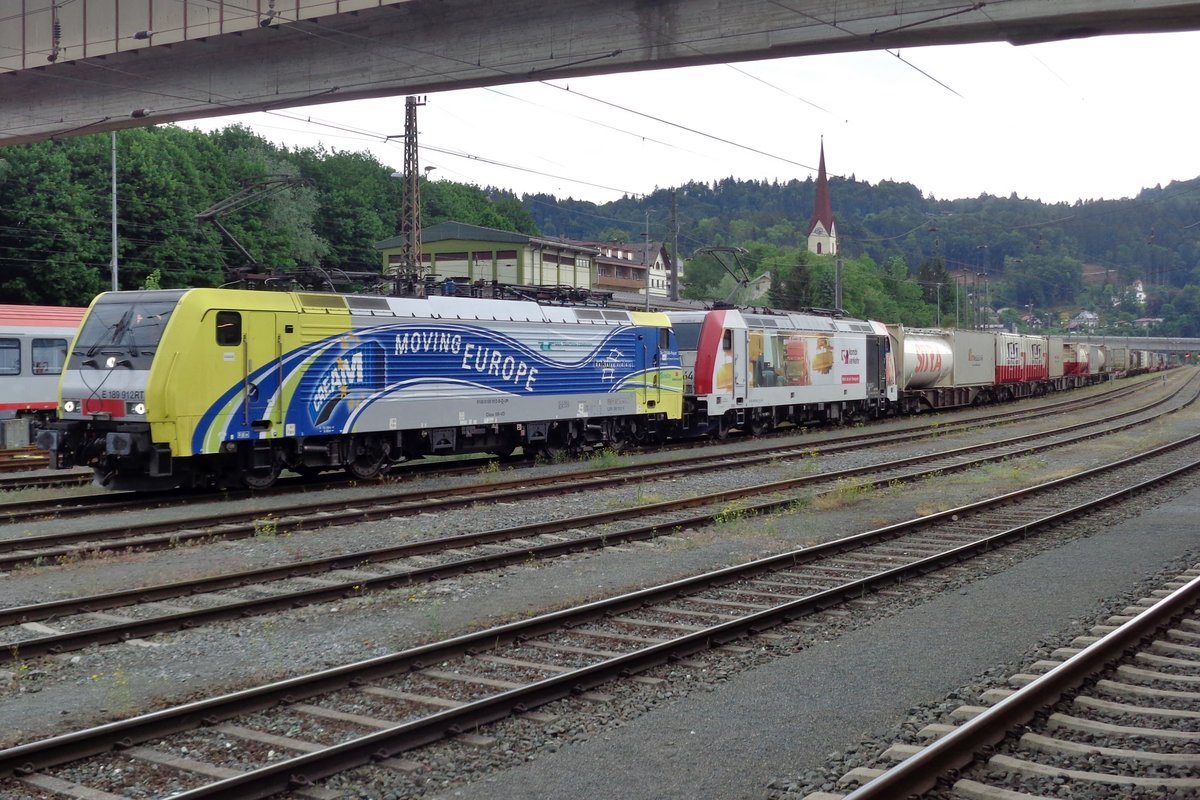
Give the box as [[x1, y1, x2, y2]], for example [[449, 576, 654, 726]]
[[0, 304, 87, 420]]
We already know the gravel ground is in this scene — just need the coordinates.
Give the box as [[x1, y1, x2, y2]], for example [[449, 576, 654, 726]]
[[0, 372, 1195, 799]]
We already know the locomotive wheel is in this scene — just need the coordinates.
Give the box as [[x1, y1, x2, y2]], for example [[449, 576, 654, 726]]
[[243, 464, 281, 490], [606, 420, 628, 452], [539, 426, 582, 461], [749, 410, 773, 436], [345, 436, 388, 480]]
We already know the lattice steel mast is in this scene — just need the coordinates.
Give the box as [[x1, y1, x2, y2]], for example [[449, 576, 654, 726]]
[[395, 95, 427, 296]]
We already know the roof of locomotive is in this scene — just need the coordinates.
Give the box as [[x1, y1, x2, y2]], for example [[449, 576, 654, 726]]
[[85, 288, 673, 328], [666, 307, 881, 334]]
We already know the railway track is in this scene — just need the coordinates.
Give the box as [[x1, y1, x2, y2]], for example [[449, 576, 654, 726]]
[[0, 374, 1192, 665], [1, 390, 1198, 798], [0, 375, 1165, 538], [0, 376, 1150, 502], [0, 451, 499, 501], [815, 565, 1200, 800], [0, 370, 1186, 568], [0, 447, 49, 474], [0, 470, 91, 493]]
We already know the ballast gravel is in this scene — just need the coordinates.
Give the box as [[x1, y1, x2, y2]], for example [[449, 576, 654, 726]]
[[0, 374, 1197, 800]]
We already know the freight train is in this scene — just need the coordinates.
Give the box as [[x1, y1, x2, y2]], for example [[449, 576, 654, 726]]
[[37, 289, 1155, 491]]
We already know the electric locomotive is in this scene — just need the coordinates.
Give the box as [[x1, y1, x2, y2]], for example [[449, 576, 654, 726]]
[[38, 288, 683, 490], [667, 308, 895, 436]]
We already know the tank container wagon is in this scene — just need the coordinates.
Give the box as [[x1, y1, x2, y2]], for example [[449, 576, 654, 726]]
[[1062, 341, 1109, 385], [1061, 342, 1090, 387], [0, 305, 87, 446], [886, 326, 998, 412], [37, 289, 683, 490], [667, 308, 895, 437]]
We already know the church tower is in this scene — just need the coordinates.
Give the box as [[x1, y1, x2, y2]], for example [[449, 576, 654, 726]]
[[807, 141, 838, 256]]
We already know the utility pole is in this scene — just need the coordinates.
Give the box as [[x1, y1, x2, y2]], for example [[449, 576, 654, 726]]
[[979, 273, 988, 326], [972, 273, 979, 330], [955, 275, 960, 328], [670, 190, 679, 302], [110, 131, 118, 291], [397, 95, 427, 296], [643, 210, 651, 311], [834, 255, 843, 311], [975, 244, 988, 331]]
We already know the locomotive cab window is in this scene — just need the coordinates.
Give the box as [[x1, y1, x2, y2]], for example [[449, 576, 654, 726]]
[[32, 338, 68, 375], [216, 311, 242, 346], [74, 299, 178, 357], [672, 323, 701, 350], [723, 330, 733, 351], [0, 338, 18, 375]]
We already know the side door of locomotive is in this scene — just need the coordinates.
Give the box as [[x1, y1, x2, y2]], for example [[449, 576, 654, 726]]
[[731, 328, 748, 403], [208, 309, 282, 434], [648, 327, 672, 407]]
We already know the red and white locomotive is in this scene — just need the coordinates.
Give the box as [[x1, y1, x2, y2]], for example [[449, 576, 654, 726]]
[[668, 308, 893, 436]]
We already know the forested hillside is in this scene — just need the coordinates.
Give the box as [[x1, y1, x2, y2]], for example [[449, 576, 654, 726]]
[[2, 124, 1199, 334], [0, 125, 534, 306], [529, 175, 1200, 334]]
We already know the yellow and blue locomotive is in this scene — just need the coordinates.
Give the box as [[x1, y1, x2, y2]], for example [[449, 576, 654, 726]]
[[39, 288, 683, 490]]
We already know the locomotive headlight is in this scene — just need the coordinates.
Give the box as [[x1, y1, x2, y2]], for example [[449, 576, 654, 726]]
[[126, 401, 146, 416], [62, 400, 77, 413]]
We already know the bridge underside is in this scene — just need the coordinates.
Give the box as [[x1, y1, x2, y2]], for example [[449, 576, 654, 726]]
[[3, 0, 1200, 146]]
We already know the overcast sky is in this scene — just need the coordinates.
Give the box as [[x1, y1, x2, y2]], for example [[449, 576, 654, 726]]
[[189, 31, 1200, 209]]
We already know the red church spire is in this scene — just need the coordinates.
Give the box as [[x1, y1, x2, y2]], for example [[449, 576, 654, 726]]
[[808, 140, 834, 236]]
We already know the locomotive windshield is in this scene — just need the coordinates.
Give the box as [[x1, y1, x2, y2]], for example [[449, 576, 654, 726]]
[[74, 294, 183, 358], [672, 322, 702, 351]]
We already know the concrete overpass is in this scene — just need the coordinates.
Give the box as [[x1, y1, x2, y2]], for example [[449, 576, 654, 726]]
[[4, 0, 1200, 146]]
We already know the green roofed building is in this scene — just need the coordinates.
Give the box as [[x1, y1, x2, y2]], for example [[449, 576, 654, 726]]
[[375, 222, 597, 292]]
